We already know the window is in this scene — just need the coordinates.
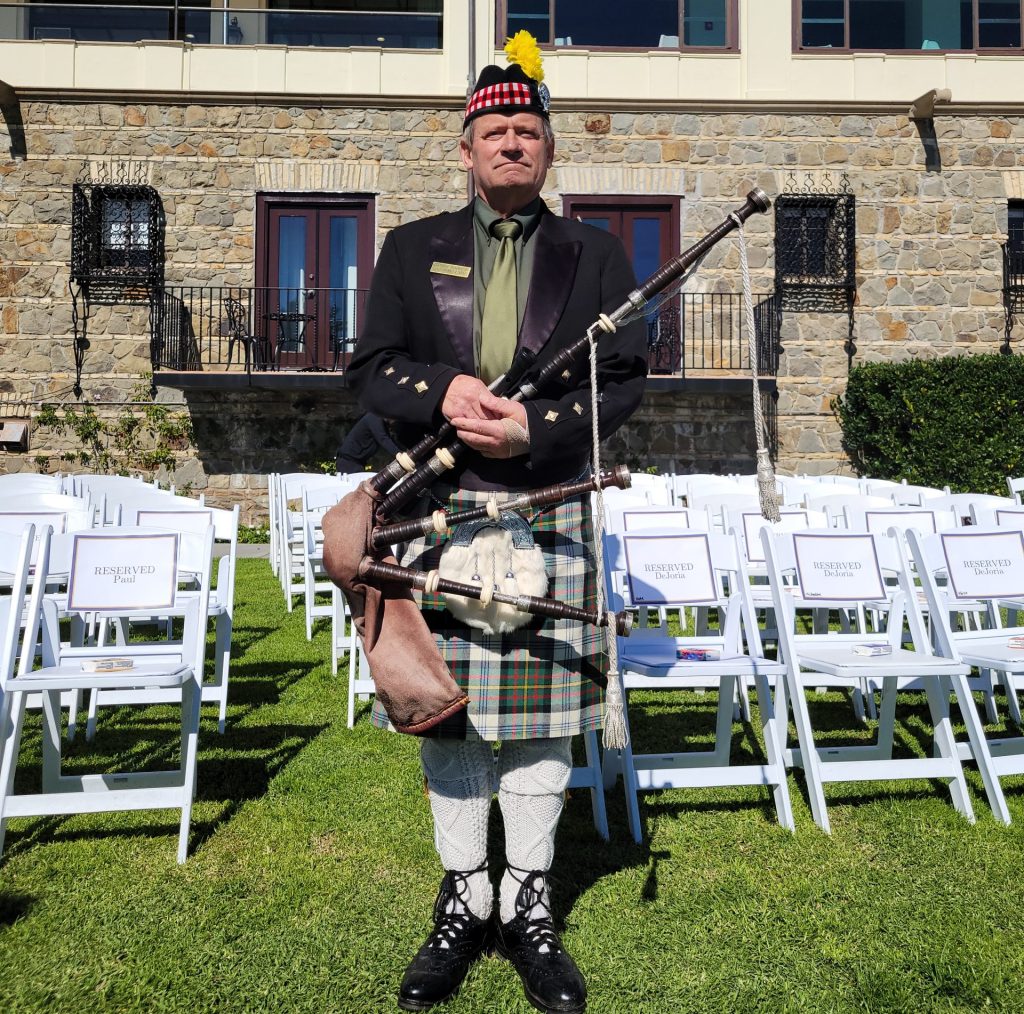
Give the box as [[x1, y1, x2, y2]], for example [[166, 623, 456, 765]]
[[71, 183, 165, 296], [796, 0, 1023, 51], [267, 0, 442, 48], [100, 196, 152, 270], [774, 194, 856, 313], [505, 0, 737, 49], [29, 0, 212, 44]]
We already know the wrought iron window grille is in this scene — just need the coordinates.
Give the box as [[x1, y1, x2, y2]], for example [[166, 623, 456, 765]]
[[70, 167, 165, 396], [774, 170, 857, 361]]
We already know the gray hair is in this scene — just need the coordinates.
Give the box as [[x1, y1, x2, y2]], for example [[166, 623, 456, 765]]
[[461, 117, 555, 148]]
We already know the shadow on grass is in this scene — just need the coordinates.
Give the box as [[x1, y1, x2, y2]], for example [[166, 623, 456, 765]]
[[3, 719, 328, 860], [0, 890, 34, 927]]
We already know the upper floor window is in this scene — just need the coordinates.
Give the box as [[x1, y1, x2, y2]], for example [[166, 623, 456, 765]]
[[504, 0, 738, 50], [20, 0, 441, 48], [796, 0, 1022, 52]]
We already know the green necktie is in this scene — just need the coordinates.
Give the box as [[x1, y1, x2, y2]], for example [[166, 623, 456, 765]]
[[480, 219, 522, 384]]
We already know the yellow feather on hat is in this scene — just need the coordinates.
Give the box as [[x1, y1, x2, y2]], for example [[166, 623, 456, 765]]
[[504, 30, 544, 84]]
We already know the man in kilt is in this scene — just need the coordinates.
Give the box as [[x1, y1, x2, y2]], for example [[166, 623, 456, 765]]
[[346, 34, 647, 1014]]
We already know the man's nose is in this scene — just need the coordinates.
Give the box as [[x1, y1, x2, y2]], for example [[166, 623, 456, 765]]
[[501, 131, 524, 156]]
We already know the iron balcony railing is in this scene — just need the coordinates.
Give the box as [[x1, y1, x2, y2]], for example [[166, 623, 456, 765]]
[[152, 286, 369, 374], [0, 3, 442, 48], [152, 287, 780, 379], [646, 293, 780, 377]]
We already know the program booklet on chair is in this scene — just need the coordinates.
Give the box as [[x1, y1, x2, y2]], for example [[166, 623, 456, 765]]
[[852, 643, 893, 657], [80, 658, 136, 672]]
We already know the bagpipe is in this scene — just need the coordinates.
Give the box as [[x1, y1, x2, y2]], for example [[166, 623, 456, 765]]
[[322, 189, 772, 735]]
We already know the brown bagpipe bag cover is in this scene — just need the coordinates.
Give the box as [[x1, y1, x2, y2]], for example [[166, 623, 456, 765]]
[[320, 481, 469, 733]]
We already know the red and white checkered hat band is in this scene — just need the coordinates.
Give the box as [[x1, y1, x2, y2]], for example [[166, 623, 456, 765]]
[[465, 81, 534, 120]]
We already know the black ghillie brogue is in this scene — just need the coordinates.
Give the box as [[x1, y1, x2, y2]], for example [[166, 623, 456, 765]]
[[397, 866, 492, 1011], [495, 869, 586, 1014]]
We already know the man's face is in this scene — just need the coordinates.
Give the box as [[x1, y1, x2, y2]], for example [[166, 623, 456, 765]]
[[460, 112, 554, 213]]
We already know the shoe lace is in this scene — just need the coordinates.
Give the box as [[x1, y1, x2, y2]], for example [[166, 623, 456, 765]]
[[510, 869, 562, 953], [428, 866, 485, 950]]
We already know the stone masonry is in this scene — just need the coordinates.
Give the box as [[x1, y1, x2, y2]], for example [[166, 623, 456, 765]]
[[0, 100, 1020, 519]]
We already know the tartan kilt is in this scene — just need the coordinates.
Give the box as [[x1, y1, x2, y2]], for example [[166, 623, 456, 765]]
[[369, 487, 608, 741]]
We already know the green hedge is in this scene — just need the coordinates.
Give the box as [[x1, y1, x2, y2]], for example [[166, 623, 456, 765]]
[[833, 353, 1024, 495]]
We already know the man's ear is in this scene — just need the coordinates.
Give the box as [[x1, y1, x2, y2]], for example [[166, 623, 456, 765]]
[[459, 139, 474, 172]]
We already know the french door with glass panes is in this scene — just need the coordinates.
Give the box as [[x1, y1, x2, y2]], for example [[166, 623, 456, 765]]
[[563, 197, 679, 372], [256, 196, 374, 370]]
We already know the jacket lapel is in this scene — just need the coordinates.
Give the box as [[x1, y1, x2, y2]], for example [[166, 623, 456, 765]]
[[429, 206, 476, 377], [519, 211, 582, 358]]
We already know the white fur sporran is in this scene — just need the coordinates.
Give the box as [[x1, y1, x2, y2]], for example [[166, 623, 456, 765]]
[[437, 514, 548, 635]]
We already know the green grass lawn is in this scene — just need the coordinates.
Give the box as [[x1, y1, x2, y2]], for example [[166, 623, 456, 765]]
[[1, 560, 1023, 1013]]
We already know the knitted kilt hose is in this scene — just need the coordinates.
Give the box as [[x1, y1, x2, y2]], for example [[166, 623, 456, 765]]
[[369, 488, 607, 741]]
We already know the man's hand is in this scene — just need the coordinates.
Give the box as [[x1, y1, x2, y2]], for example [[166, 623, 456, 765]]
[[441, 374, 492, 421], [452, 390, 530, 459]]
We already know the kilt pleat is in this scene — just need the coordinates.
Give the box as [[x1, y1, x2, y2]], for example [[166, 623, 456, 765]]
[[370, 489, 607, 741]]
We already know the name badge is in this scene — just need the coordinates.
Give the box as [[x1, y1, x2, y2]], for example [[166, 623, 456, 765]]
[[430, 261, 471, 279]]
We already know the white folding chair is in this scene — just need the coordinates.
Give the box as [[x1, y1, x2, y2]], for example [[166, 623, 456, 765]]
[[762, 527, 981, 833], [906, 526, 1024, 824], [303, 485, 352, 641], [0, 525, 214, 863], [276, 474, 350, 611], [0, 475, 62, 496], [98, 505, 240, 734], [602, 528, 792, 842], [926, 492, 1016, 527], [627, 473, 673, 505], [803, 492, 894, 526]]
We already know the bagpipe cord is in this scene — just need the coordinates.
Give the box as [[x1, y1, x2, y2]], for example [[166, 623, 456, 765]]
[[588, 317, 628, 750], [733, 217, 783, 523]]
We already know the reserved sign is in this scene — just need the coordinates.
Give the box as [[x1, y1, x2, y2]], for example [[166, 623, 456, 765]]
[[622, 532, 717, 605], [941, 530, 1024, 600], [68, 533, 179, 611], [793, 533, 886, 601]]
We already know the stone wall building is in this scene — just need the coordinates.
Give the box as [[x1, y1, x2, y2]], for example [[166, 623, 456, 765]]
[[1, 1, 1023, 519]]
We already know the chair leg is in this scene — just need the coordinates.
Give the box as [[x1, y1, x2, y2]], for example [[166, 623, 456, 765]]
[[66, 689, 83, 741], [950, 672, 1012, 825], [0, 692, 28, 861], [754, 670, 795, 832], [714, 674, 736, 765], [923, 677, 975, 823], [177, 675, 203, 864], [615, 685, 643, 844], [1003, 670, 1023, 728], [786, 670, 831, 833], [582, 729, 609, 842], [215, 612, 231, 734], [85, 688, 99, 742], [41, 689, 63, 793]]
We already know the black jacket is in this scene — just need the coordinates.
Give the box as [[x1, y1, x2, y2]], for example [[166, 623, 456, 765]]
[[347, 201, 647, 491]]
